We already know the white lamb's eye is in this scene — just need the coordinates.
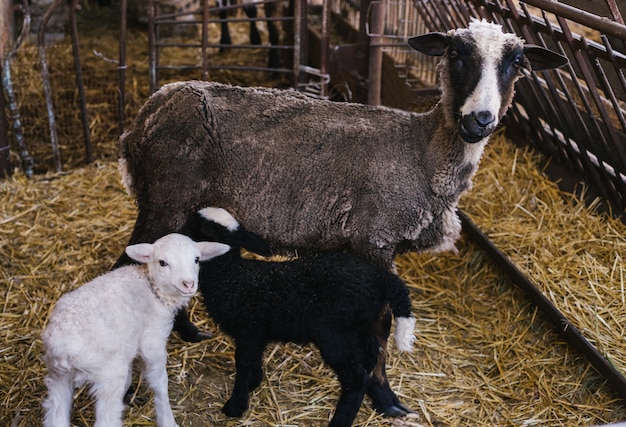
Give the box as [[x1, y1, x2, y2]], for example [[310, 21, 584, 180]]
[[195, 257, 200, 264], [159, 260, 168, 267]]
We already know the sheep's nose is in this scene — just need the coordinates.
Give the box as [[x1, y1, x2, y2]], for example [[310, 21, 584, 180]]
[[474, 111, 495, 129], [182, 280, 195, 290]]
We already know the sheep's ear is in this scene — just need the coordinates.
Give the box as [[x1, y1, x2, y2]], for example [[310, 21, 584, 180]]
[[125, 243, 155, 264], [523, 44, 568, 70], [196, 242, 231, 261], [240, 229, 273, 257], [408, 32, 450, 56]]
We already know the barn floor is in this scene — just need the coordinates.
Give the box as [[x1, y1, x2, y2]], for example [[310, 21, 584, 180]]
[[2, 3, 626, 426]]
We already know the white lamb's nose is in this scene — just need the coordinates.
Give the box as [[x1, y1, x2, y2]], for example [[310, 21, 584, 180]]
[[182, 280, 195, 290]]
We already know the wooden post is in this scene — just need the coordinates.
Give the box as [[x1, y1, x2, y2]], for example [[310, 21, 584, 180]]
[[367, 0, 385, 105]]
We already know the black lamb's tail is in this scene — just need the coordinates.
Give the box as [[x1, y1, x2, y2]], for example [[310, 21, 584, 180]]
[[382, 272, 415, 353]]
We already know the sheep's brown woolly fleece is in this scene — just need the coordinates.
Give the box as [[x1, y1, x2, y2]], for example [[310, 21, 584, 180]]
[[2, 130, 626, 426]]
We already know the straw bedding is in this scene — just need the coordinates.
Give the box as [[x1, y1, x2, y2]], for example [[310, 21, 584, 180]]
[[2, 7, 626, 426], [1, 129, 626, 426]]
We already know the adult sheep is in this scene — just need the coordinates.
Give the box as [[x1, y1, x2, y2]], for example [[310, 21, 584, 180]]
[[117, 19, 567, 417]]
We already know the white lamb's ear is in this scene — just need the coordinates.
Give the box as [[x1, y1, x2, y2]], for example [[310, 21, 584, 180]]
[[125, 243, 155, 264], [196, 242, 230, 261]]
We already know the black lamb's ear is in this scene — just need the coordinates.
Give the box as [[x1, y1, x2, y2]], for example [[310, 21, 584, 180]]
[[240, 227, 272, 257], [523, 44, 569, 70], [408, 32, 451, 56]]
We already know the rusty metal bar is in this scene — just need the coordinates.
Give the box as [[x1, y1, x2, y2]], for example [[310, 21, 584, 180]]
[[156, 64, 293, 74], [367, 0, 385, 105], [522, 0, 626, 40], [69, 0, 93, 164], [201, 0, 209, 81], [318, 0, 330, 97], [459, 210, 626, 401], [118, 0, 127, 135], [148, 0, 157, 93]]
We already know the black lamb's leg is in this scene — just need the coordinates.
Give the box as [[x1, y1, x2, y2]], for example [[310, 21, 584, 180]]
[[318, 336, 369, 427], [223, 340, 265, 417], [174, 308, 212, 342], [366, 306, 412, 417]]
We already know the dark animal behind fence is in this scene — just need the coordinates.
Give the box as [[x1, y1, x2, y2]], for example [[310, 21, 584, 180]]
[[156, 0, 290, 69]]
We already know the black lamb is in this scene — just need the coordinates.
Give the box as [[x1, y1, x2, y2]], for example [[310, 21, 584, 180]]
[[185, 207, 416, 427]]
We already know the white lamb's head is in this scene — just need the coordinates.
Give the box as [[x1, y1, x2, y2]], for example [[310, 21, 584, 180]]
[[408, 18, 568, 143], [125, 233, 230, 304]]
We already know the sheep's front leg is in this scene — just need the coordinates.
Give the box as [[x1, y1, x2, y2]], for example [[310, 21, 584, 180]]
[[141, 346, 178, 427], [42, 370, 74, 427], [223, 341, 265, 417]]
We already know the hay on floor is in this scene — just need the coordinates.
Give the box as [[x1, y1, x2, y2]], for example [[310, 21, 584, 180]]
[[1, 129, 626, 426]]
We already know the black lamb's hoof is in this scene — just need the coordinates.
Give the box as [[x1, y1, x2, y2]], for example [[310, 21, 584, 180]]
[[123, 385, 135, 405], [369, 386, 413, 417], [174, 312, 213, 342], [382, 403, 412, 418], [222, 399, 247, 418]]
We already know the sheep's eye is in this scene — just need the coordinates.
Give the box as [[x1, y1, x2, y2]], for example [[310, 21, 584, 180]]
[[448, 48, 459, 61], [159, 260, 168, 267], [195, 257, 200, 264], [512, 55, 522, 69]]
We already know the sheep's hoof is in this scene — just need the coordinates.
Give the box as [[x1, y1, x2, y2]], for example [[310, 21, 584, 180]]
[[174, 318, 213, 342], [222, 399, 247, 417], [382, 403, 412, 418], [123, 386, 135, 404]]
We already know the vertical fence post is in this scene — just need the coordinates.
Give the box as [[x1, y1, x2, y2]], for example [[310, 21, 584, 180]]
[[367, 0, 385, 105], [0, 66, 10, 178]]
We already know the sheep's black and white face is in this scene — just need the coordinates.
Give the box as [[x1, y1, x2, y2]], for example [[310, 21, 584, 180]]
[[408, 19, 567, 144], [446, 21, 525, 143]]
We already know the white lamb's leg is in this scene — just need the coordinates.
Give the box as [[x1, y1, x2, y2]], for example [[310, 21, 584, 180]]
[[141, 346, 178, 427], [91, 369, 128, 427], [42, 371, 74, 427]]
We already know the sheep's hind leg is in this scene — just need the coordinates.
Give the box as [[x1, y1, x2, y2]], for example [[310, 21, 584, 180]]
[[92, 371, 128, 427], [367, 306, 412, 417], [42, 370, 74, 427], [223, 341, 265, 417], [174, 307, 212, 342], [318, 341, 369, 427]]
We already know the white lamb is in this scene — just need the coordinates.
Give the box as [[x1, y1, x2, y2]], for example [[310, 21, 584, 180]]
[[41, 233, 229, 427]]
